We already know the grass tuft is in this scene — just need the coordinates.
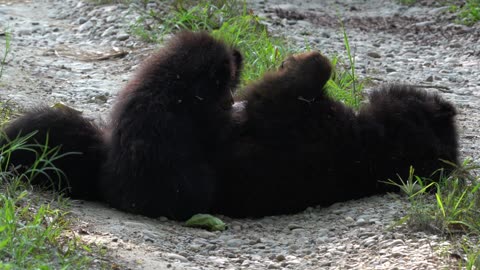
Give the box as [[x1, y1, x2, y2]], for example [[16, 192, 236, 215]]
[[212, 14, 288, 89], [129, 0, 364, 106], [456, 0, 480, 26], [389, 159, 480, 268], [0, 132, 96, 269], [325, 20, 364, 109]]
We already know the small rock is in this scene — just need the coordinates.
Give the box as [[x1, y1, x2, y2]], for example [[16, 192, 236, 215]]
[[390, 246, 405, 257], [291, 228, 306, 236], [165, 253, 188, 262], [428, 6, 449, 15], [268, 263, 280, 269], [414, 20, 435, 27], [117, 33, 130, 41], [101, 26, 117, 37], [17, 29, 32, 36], [384, 239, 405, 248], [226, 239, 243, 248], [106, 15, 117, 23], [287, 223, 303, 230], [344, 216, 354, 223], [386, 67, 396, 73], [367, 52, 381, 59], [426, 75, 434, 82], [197, 230, 216, 238], [77, 17, 88, 25], [275, 254, 286, 262], [78, 20, 94, 32], [355, 218, 368, 226]]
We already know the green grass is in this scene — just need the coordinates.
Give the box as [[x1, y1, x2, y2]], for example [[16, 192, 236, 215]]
[[0, 131, 99, 269], [129, 0, 288, 89], [389, 160, 480, 268], [212, 14, 288, 89], [455, 0, 480, 25], [325, 21, 364, 109], [129, 0, 364, 106], [130, 0, 244, 43], [398, 0, 480, 26]]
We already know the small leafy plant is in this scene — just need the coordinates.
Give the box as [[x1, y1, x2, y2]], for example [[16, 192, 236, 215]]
[[325, 22, 365, 108], [456, 0, 480, 26], [388, 159, 480, 268]]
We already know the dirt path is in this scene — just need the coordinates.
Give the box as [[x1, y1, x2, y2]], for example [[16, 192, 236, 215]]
[[1, 0, 479, 269]]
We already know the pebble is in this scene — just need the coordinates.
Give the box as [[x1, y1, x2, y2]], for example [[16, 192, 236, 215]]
[[386, 67, 396, 73], [117, 33, 129, 41], [78, 20, 94, 32], [226, 239, 243, 248], [165, 253, 189, 263], [367, 52, 381, 58]]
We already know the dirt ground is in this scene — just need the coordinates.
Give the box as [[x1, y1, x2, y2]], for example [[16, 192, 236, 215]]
[[1, 0, 479, 269]]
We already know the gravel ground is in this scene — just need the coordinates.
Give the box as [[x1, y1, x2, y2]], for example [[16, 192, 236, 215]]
[[0, 0, 479, 269]]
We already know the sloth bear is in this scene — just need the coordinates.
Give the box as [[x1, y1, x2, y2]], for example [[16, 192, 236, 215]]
[[213, 52, 459, 218], [99, 31, 243, 221], [0, 31, 459, 220], [0, 106, 104, 200]]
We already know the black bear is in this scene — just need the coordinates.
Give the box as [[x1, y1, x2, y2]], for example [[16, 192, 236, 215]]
[[0, 106, 104, 200], [1, 32, 459, 221], [213, 51, 362, 218], [357, 85, 459, 194], [213, 52, 459, 218], [100, 31, 243, 221]]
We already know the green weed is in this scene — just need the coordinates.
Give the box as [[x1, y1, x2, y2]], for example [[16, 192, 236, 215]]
[[0, 133, 96, 269], [213, 14, 289, 90], [456, 0, 480, 26], [390, 159, 480, 268], [130, 0, 364, 106], [325, 22, 364, 109], [130, 0, 243, 43]]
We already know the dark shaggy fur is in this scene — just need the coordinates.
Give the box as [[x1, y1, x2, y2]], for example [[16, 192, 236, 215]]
[[356, 85, 459, 194], [100, 31, 243, 221], [1, 106, 104, 199], [213, 52, 459, 218], [213, 52, 361, 218], [0, 33, 459, 221]]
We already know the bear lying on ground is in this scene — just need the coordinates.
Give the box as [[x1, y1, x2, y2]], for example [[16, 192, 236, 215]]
[[213, 52, 459, 218], [213, 51, 361, 218]]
